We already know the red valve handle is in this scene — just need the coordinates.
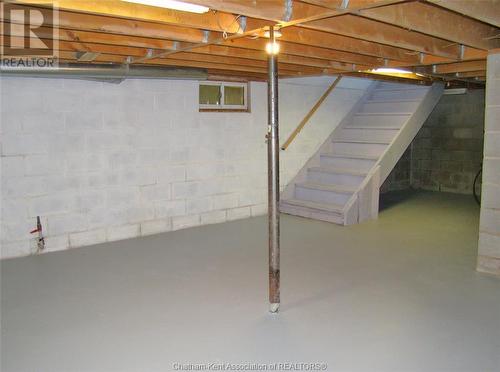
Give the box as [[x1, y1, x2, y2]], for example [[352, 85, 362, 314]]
[[30, 228, 40, 234]]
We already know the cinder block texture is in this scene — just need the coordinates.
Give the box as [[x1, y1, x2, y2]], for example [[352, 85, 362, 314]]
[[477, 52, 500, 276], [382, 89, 485, 194], [1, 76, 370, 258]]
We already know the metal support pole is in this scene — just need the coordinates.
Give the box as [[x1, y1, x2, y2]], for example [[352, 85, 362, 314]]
[[267, 26, 280, 313]]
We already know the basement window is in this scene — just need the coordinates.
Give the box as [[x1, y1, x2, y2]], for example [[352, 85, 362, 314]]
[[199, 81, 248, 112]]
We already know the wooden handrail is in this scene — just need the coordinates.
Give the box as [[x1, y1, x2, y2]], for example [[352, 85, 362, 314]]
[[281, 75, 342, 150]]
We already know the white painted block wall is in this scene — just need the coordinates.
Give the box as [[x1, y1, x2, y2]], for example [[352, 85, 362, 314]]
[[477, 52, 500, 276], [0, 75, 370, 259]]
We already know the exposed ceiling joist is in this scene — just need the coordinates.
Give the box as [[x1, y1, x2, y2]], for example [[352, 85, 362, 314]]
[[302, 14, 484, 60], [55, 50, 315, 76], [253, 25, 423, 63], [13, 0, 242, 33], [357, 1, 500, 50], [0, 24, 381, 69], [6, 5, 212, 44], [427, 0, 500, 28], [419, 60, 487, 74], [4, 0, 496, 83]]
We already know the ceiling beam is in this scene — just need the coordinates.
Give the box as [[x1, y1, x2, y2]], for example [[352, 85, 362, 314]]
[[251, 24, 422, 63], [302, 14, 486, 60], [8, 2, 446, 67], [3, 21, 382, 71], [1, 26, 376, 71], [0, 23, 191, 50], [187, 0, 338, 22], [189, 0, 408, 22], [164, 52, 345, 74], [299, 0, 408, 10], [452, 70, 487, 78], [358, 1, 500, 50], [427, 0, 500, 28], [188, 1, 486, 63], [7, 5, 212, 44], [2, 35, 348, 74], [3, 5, 412, 67], [225, 38, 385, 66], [55, 51, 311, 76], [12, 0, 242, 33], [417, 60, 487, 74], [194, 45, 372, 70]]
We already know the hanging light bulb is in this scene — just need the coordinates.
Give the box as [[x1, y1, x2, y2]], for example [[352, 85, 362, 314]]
[[266, 41, 280, 55], [265, 26, 280, 55]]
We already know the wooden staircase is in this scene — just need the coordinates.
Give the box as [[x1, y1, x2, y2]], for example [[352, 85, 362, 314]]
[[280, 80, 444, 225]]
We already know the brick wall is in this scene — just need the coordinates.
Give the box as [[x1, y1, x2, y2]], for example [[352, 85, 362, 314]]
[[0, 76, 371, 259], [381, 88, 485, 194]]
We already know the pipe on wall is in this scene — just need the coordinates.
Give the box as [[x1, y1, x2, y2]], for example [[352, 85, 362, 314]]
[[0, 63, 208, 81]]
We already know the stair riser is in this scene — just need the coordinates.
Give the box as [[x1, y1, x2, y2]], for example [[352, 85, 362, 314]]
[[295, 186, 351, 205], [330, 142, 387, 157], [307, 170, 365, 187], [348, 114, 408, 129], [320, 156, 376, 172], [376, 82, 428, 89], [336, 128, 398, 143], [371, 89, 427, 101], [359, 100, 420, 114], [280, 203, 344, 224]]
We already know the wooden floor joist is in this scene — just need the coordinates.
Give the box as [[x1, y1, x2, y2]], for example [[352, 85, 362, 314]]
[[4, 0, 498, 83]]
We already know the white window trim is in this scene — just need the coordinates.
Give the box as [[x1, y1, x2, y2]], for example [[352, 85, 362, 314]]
[[199, 81, 248, 110]]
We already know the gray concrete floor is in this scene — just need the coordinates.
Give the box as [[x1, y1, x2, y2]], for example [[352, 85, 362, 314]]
[[2, 191, 500, 372]]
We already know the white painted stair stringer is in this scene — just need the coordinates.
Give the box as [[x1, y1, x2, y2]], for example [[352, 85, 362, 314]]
[[343, 81, 445, 224], [280, 81, 444, 226], [281, 81, 379, 202]]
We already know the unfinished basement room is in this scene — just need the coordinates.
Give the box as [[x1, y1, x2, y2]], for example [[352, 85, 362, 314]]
[[1, 0, 500, 371]]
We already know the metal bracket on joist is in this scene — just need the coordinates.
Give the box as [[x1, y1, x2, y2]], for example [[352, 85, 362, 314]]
[[172, 41, 180, 51], [238, 15, 247, 33], [202, 30, 210, 43], [283, 0, 293, 22], [419, 52, 425, 64], [459, 44, 465, 60], [340, 0, 350, 9]]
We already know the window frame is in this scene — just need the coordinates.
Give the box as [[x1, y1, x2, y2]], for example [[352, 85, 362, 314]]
[[199, 81, 249, 112]]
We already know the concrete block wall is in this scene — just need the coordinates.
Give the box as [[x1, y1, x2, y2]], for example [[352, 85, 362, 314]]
[[381, 88, 485, 194], [411, 89, 485, 194], [380, 148, 411, 193], [477, 51, 500, 276], [0, 75, 370, 259]]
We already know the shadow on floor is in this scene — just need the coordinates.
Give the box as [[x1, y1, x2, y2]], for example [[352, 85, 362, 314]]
[[379, 188, 420, 212]]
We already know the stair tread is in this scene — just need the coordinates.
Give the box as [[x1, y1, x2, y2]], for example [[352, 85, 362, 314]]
[[308, 166, 368, 176], [332, 138, 391, 144], [342, 126, 399, 131], [344, 125, 402, 130], [357, 112, 413, 116], [296, 181, 357, 194], [366, 98, 421, 103], [321, 152, 379, 160], [354, 112, 411, 116], [374, 86, 429, 92], [281, 198, 344, 213]]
